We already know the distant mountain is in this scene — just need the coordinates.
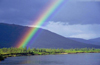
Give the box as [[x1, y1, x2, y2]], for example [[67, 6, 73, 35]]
[[89, 38, 100, 43], [0, 23, 100, 49], [69, 38, 100, 45]]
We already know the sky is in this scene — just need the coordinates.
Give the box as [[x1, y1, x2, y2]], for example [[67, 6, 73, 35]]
[[0, 0, 100, 39]]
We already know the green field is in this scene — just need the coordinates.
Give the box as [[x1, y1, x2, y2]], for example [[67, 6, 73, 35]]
[[0, 47, 100, 61]]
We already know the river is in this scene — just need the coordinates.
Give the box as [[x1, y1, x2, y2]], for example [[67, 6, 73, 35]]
[[0, 53, 100, 65]]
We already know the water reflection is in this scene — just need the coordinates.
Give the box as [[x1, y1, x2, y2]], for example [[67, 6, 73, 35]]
[[0, 53, 100, 65]]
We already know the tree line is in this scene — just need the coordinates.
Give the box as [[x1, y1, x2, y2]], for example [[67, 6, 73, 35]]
[[0, 47, 100, 61]]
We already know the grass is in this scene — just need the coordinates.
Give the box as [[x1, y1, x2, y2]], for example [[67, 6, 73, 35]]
[[0, 47, 100, 61]]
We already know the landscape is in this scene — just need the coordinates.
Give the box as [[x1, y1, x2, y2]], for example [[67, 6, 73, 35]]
[[0, 0, 100, 65], [0, 23, 100, 65]]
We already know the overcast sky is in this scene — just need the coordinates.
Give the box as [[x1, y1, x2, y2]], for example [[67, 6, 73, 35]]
[[0, 0, 100, 39]]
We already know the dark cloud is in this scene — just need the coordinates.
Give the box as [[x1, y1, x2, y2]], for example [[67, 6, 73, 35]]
[[52, 1, 100, 24], [0, 0, 49, 25], [0, 0, 100, 25]]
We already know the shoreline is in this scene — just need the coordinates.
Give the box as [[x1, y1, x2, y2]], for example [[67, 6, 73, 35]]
[[1, 52, 100, 61], [0, 47, 100, 61]]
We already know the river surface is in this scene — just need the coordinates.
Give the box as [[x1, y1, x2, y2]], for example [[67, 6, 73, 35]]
[[0, 53, 100, 65]]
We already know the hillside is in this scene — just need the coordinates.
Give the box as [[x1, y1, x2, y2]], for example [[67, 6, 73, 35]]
[[0, 23, 100, 49], [89, 38, 100, 43], [69, 38, 100, 45]]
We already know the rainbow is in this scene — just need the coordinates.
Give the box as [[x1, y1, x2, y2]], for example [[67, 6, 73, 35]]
[[16, 0, 65, 48]]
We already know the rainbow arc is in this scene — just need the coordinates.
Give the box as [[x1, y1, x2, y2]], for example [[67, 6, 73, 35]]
[[16, 0, 66, 48]]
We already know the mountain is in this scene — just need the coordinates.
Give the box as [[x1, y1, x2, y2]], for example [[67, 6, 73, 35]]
[[69, 38, 100, 45], [0, 23, 29, 48], [89, 38, 100, 43], [0, 23, 100, 49]]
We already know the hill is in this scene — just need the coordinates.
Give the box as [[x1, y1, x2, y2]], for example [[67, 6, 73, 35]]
[[69, 38, 100, 45], [0, 23, 100, 49], [89, 38, 100, 43]]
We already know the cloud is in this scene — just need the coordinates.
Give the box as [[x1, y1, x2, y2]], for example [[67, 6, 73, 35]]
[[0, 0, 49, 25], [77, 0, 100, 1], [43, 21, 100, 39], [52, 1, 100, 24], [0, 0, 100, 25]]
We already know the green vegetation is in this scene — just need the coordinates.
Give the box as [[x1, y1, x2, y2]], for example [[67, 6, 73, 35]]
[[65, 48, 100, 54], [0, 47, 100, 61]]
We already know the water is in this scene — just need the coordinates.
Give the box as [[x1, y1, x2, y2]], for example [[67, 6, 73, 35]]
[[0, 53, 100, 65]]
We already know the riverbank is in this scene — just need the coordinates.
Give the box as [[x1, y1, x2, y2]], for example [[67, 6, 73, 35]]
[[0, 47, 100, 61], [1, 52, 100, 61], [0, 55, 4, 61]]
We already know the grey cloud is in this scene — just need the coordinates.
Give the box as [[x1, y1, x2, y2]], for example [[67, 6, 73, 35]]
[[0, 0, 49, 24], [0, 0, 100, 25], [52, 1, 100, 24], [44, 22, 100, 39]]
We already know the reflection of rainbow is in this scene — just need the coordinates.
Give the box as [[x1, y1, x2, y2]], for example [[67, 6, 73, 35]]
[[16, 0, 65, 48]]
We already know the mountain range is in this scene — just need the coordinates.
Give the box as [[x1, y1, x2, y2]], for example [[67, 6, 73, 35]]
[[0, 23, 100, 49], [69, 38, 100, 45]]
